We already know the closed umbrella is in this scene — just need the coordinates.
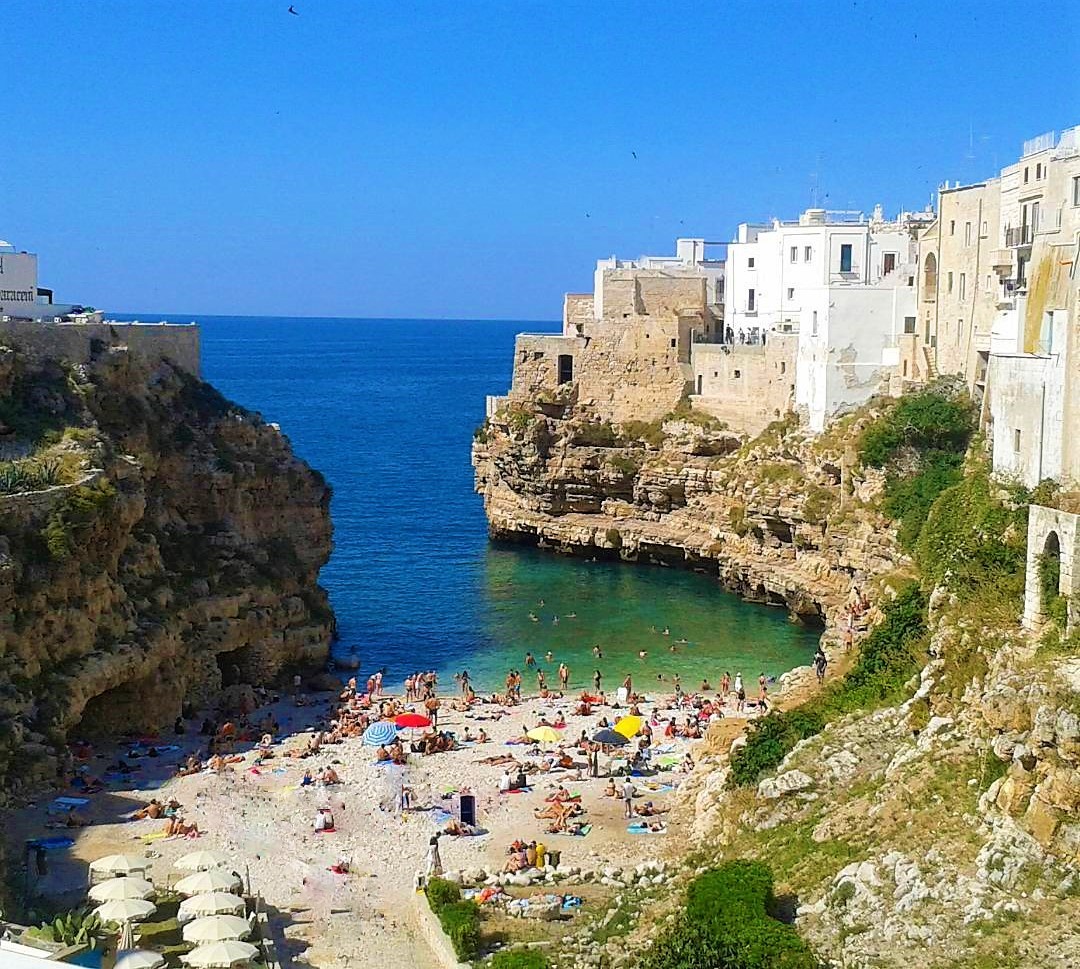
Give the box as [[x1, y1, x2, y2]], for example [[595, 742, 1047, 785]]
[[526, 726, 561, 744], [361, 721, 398, 746], [115, 950, 165, 969], [89, 877, 155, 903], [177, 892, 245, 924], [592, 728, 629, 746], [614, 716, 643, 739], [93, 898, 156, 923], [89, 854, 149, 878], [176, 869, 242, 896], [118, 920, 136, 953], [175, 850, 230, 872], [182, 915, 251, 944], [182, 940, 258, 967]]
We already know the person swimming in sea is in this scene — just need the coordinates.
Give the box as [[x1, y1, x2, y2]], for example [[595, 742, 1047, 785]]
[[592, 645, 603, 659], [529, 612, 539, 622], [552, 616, 559, 625], [662, 627, 670, 636], [545, 651, 554, 663], [638, 650, 648, 659], [566, 612, 577, 619], [675, 638, 689, 645], [669, 643, 677, 652]]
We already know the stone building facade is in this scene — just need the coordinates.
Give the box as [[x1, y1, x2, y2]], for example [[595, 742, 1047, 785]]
[[501, 241, 722, 423]]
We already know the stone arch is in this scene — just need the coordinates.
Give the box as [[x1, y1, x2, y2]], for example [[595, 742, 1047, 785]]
[[923, 252, 937, 294], [1023, 506, 1080, 631]]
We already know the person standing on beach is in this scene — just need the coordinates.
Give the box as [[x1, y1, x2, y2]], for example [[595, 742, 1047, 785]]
[[593, 669, 602, 693], [459, 670, 472, 698], [622, 778, 635, 818], [622, 673, 632, 697], [537, 668, 547, 691], [733, 672, 743, 696], [558, 663, 569, 690], [425, 695, 440, 729], [721, 671, 731, 697]]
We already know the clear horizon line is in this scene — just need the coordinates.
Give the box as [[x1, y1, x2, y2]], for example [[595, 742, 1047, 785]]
[[110, 311, 562, 325]]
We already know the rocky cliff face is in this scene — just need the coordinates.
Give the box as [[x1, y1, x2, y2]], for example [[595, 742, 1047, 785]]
[[0, 338, 333, 801], [474, 401, 905, 634]]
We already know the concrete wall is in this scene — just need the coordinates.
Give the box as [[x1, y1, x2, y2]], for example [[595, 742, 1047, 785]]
[[690, 334, 797, 435], [0, 251, 39, 316], [0, 320, 201, 376], [986, 347, 1065, 488]]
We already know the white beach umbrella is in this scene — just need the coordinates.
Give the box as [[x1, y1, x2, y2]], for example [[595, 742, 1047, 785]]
[[175, 849, 231, 872], [89, 854, 149, 877], [175, 869, 242, 896], [88, 877, 155, 903], [93, 897, 157, 923], [182, 915, 251, 944], [115, 950, 166, 969], [181, 940, 258, 967], [177, 892, 245, 923]]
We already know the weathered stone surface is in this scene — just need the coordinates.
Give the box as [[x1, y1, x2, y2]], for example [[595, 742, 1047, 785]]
[[0, 342, 333, 801]]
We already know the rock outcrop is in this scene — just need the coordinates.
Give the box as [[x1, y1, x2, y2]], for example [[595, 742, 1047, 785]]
[[474, 401, 905, 632], [0, 337, 333, 800]]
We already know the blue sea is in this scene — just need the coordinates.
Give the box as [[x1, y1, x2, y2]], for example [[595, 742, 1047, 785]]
[[117, 315, 818, 691]]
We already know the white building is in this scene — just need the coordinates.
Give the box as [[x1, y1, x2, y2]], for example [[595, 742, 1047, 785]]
[[0, 238, 94, 321], [983, 126, 1080, 487], [725, 206, 928, 431]]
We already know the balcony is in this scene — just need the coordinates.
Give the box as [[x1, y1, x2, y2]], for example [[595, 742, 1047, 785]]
[[990, 250, 1014, 274], [1005, 225, 1033, 247]]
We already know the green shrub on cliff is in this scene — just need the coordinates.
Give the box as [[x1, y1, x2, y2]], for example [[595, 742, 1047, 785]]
[[41, 478, 118, 561], [639, 861, 816, 969], [573, 421, 619, 447], [730, 584, 927, 787], [858, 388, 974, 550]]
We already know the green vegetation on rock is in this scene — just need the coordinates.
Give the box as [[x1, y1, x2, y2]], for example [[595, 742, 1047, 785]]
[[639, 861, 817, 969], [730, 583, 927, 787]]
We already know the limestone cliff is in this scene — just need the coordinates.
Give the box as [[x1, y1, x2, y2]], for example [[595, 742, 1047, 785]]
[[0, 336, 333, 801], [473, 399, 905, 633]]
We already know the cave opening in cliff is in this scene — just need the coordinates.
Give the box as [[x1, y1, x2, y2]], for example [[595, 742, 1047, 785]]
[[75, 679, 172, 740], [217, 647, 256, 688]]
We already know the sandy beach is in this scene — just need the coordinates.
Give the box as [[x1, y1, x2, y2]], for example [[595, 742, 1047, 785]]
[[5, 677, 784, 967]]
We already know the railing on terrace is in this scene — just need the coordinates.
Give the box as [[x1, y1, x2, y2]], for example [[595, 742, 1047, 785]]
[[1005, 225, 1034, 247]]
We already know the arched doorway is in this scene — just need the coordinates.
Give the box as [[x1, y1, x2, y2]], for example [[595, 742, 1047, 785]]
[[1039, 530, 1066, 624], [923, 252, 937, 294]]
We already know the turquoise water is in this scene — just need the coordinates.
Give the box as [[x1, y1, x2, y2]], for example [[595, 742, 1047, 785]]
[[115, 316, 819, 691]]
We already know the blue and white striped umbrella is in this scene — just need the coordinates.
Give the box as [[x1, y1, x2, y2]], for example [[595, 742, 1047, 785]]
[[361, 721, 398, 746]]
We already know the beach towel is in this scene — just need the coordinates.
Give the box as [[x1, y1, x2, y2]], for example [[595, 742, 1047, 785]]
[[28, 836, 75, 850], [552, 823, 591, 837], [48, 796, 90, 812], [139, 831, 170, 843], [628, 822, 667, 834], [499, 786, 531, 795]]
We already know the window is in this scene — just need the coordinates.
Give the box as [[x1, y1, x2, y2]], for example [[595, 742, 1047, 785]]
[[1014, 429, 1022, 452], [959, 273, 966, 301], [812, 310, 819, 336], [982, 220, 988, 234], [1073, 176, 1080, 206], [1036, 163, 1042, 179], [883, 252, 896, 275], [557, 354, 573, 384], [804, 245, 812, 261], [957, 319, 963, 345], [904, 316, 916, 334], [950, 220, 956, 235], [1024, 167, 1030, 184], [790, 246, 797, 263], [733, 370, 741, 378], [747, 288, 756, 312], [696, 375, 703, 394], [839, 243, 853, 273], [670, 338, 677, 348], [748, 257, 755, 268], [780, 361, 786, 374], [947, 271, 954, 294], [964, 222, 972, 245], [787, 287, 795, 299]]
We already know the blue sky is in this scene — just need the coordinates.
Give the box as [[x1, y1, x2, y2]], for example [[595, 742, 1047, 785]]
[[2, 1, 1076, 320]]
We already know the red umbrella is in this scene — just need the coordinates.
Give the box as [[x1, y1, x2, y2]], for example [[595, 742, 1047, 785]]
[[395, 713, 432, 729]]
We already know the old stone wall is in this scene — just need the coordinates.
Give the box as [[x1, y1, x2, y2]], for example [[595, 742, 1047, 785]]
[[0, 319, 201, 376], [691, 334, 797, 434]]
